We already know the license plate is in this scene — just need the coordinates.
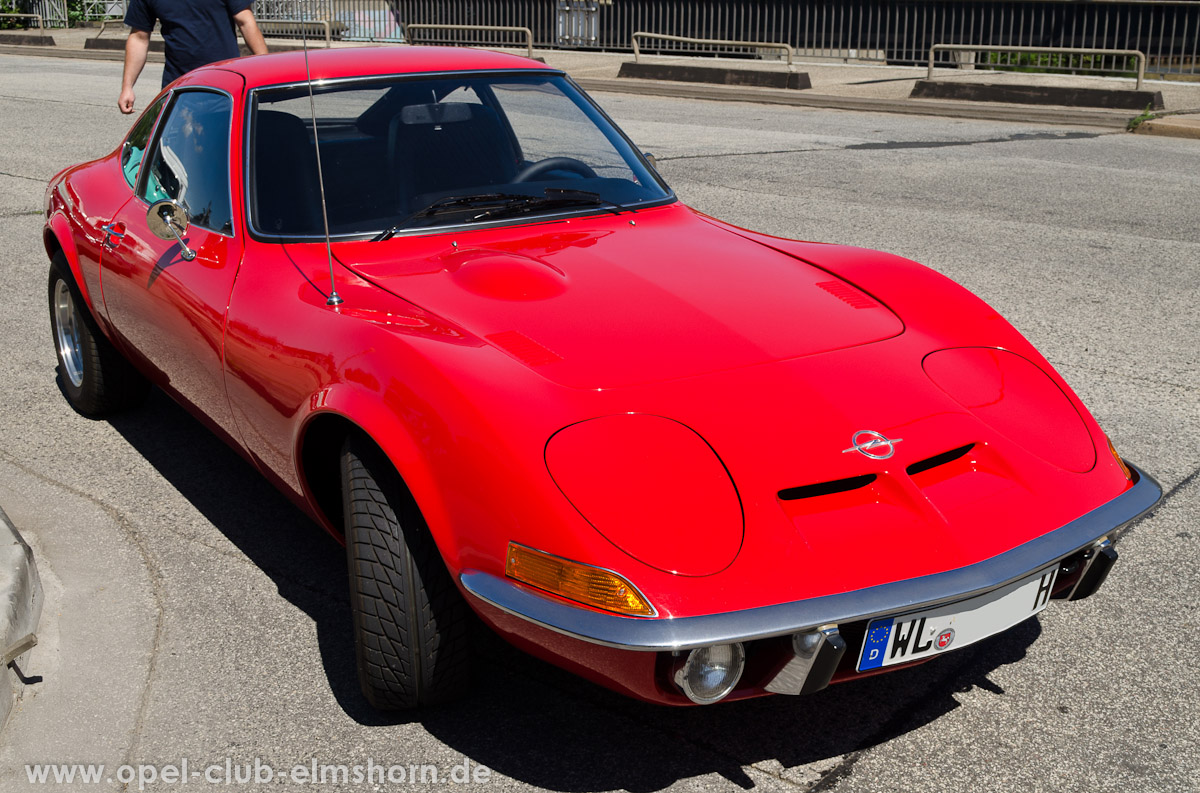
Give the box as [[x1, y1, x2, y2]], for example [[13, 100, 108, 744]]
[[857, 565, 1059, 671]]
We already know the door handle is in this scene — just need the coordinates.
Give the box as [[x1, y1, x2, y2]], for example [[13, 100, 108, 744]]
[[101, 222, 126, 247]]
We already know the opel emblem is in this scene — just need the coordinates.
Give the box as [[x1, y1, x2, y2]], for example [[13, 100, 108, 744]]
[[842, 430, 903, 460]]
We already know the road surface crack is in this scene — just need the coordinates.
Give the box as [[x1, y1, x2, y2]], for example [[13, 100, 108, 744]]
[[657, 131, 1104, 162], [0, 450, 167, 777], [0, 92, 114, 109], [0, 169, 44, 183], [844, 131, 1102, 150], [1113, 462, 1200, 542], [660, 147, 830, 162]]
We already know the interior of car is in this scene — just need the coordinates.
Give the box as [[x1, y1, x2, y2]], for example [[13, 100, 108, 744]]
[[248, 73, 669, 239]]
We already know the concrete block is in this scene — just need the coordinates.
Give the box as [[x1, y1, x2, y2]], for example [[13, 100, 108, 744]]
[[618, 61, 811, 91], [0, 505, 43, 732], [911, 79, 1164, 111]]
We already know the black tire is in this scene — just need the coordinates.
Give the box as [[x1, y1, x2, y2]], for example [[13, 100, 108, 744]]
[[48, 252, 150, 416], [341, 433, 472, 709]]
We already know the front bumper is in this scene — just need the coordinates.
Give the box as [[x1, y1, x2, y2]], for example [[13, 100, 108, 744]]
[[462, 463, 1160, 702], [462, 463, 1160, 652]]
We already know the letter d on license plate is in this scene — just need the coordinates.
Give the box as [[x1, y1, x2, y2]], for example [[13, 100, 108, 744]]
[[857, 565, 1059, 671]]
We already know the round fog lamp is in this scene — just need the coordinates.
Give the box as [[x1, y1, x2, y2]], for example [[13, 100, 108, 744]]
[[676, 643, 745, 704]]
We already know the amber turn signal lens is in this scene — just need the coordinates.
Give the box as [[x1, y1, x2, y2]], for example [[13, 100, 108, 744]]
[[1107, 436, 1133, 481], [504, 543, 656, 617]]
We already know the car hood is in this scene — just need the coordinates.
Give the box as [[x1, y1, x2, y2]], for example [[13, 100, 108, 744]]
[[333, 204, 903, 388]]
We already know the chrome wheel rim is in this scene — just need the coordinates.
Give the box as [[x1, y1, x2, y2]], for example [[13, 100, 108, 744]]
[[53, 279, 84, 388]]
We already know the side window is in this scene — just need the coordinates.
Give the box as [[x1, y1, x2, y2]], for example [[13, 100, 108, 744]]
[[121, 95, 168, 189], [140, 91, 234, 235]]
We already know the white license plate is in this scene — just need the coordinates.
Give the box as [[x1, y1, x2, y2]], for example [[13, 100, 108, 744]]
[[857, 565, 1059, 671]]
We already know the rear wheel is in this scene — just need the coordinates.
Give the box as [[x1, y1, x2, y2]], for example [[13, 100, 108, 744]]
[[48, 252, 149, 416], [341, 434, 472, 709]]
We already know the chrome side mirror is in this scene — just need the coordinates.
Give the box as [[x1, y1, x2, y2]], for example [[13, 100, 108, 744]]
[[147, 199, 196, 261]]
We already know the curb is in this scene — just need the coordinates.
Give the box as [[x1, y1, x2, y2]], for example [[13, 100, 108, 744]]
[[1135, 115, 1200, 139], [0, 42, 161, 63], [0, 504, 43, 733]]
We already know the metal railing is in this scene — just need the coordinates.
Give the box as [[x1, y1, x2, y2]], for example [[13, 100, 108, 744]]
[[928, 43, 1147, 89], [257, 18, 340, 46], [30, 0, 64, 27], [81, 0, 121, 21], [404, 23, 535, 58], [94, 18, 127, 36], [0, 12, 43, 28], [65, 1, 1200, 78], [632, 31, 795, 67], [2, 0, 64, 28]]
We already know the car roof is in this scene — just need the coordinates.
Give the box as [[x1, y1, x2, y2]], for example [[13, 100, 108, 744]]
[[195, 45, 555, 91]]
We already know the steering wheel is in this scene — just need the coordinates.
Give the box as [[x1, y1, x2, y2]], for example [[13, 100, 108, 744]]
[[513, 156, 598, 183]]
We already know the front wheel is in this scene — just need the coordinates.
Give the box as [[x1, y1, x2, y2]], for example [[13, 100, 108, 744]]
[[48, 253, 149, 416], [341, 434, 472, 709]]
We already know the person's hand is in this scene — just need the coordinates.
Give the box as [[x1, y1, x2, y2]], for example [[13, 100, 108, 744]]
[[118, 86, 136, 114]]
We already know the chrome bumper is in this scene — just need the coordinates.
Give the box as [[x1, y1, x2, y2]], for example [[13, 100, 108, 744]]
[[460, 463, 1161, 653]]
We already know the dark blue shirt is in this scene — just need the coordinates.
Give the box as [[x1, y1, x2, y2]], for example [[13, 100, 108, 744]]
[[125, 0, 253, 88]]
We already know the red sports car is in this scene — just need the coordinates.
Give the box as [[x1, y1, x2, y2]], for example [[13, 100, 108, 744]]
[[43, 47, 1160, 709]]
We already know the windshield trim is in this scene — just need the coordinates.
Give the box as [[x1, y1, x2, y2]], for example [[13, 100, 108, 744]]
[[242, 69, 676, 244]]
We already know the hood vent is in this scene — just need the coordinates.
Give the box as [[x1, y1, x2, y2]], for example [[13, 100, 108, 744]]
[[906, 443, 975, 476], [487, 330, 563, 366], [778, 474, 877, 501], [816, 280, 880, 309]]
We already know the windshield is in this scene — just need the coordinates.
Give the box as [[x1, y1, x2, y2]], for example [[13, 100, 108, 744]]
[[248, 73, 671, 239]]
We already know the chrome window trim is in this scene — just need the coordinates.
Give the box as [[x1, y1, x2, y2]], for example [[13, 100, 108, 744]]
[[461, 463, 1161, 652], [135, 86, 238, 240], [121, 93, 170, 191], [249, 67, 565, 96], [562, 73, 672, 196], [241, 69, 677, 243]]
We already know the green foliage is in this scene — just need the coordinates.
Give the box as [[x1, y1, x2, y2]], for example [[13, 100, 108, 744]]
[[982, 51, 1138, 80], [1126, 105, 1159, 132], [0, 0, 87, 28], [0, 0, 22, 30]]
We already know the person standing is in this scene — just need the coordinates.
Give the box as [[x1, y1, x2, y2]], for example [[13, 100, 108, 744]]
[[118, 0, 269, 114]]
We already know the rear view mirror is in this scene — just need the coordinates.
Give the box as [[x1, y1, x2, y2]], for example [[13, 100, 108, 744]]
[[147, 199, 196, 261], [400, 103, 474, 126]]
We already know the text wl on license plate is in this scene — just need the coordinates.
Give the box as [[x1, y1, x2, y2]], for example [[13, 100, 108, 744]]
[[857, 565, 1059, 671]]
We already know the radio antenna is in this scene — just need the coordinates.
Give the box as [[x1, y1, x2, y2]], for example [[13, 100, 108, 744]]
[[300, 22, 343, 306]]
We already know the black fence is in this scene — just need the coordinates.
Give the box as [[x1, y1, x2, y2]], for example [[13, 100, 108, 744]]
[[67, 0, 1175, 76]]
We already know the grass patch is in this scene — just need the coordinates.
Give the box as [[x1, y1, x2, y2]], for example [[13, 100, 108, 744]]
[[1126, 105, 1159, 132]]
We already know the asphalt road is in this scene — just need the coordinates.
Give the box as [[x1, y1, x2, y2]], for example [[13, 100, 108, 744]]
[[0, 54, 1197, 793]]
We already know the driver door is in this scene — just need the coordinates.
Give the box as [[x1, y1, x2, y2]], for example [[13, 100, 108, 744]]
[[101, 75, 246, 440]]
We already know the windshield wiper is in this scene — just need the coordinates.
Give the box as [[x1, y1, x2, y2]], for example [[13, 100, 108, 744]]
[[371, 193, 536, 241], [471, 188, 632, 222], [372, 189, 635, 241]]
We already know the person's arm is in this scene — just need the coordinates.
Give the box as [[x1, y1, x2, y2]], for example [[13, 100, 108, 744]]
[[119, 29, 151, 114], [234, 9, 268, 56]]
